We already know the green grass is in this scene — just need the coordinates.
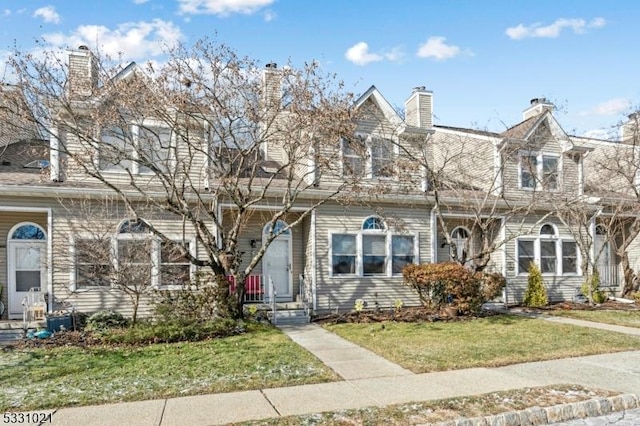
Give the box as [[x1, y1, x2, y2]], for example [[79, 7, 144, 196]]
[[324, 315, 640, 373], [0, 323, 339, 411], [549, 309, 640, 329]]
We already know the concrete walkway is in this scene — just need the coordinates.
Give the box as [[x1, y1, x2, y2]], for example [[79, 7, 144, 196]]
[[279, 324, 413, 379], [5, 316, 640, 425]]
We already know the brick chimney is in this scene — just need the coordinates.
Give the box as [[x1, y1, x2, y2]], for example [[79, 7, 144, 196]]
[[262, 62, 281, 113], [67, 45, 98, 99], [405, 86, 433, 129], [522, 97, 554, 120]]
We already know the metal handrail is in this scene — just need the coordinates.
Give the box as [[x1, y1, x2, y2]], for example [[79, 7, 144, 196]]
[[269, 276, 276, 325]]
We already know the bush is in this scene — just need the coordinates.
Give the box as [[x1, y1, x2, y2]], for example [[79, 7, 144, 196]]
[[402, 262, 506, 314], [632, 291, 640, 304], [523, 263, 548, 307], [100, 318, 244, 345], [86, 310, 129, 331], [153, 272, 231, 322], [581, 272, 608, 304]]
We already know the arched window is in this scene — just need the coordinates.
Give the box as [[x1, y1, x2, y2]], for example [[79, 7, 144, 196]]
[[538, 223, 558, 274], [118, 219, 150, 234], [595, 224, 607, 236], [10, 223, 46, 240], [450, 226, 471, 263], [263, 220, 290, 236], [362, 216, 386, 231], [540, 224, 557, 236]]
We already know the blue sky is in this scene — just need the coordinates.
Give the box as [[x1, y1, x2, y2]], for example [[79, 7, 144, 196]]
[[1, 0, 638, 138]]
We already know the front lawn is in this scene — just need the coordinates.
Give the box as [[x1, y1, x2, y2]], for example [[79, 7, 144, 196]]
[[548, 309, 640, 329], [0, 323, 339, 411], [324, 315, 640, 373]]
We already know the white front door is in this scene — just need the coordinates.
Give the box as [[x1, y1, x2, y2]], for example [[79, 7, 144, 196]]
[[263, 239, 291, 301], [8, 241, 46, 318]]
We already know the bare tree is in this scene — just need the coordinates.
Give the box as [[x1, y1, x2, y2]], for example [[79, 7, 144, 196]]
[[9, 39, 359, 318]]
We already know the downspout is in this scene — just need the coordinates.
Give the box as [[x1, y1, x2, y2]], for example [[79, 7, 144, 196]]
[[47, 208, 53, 313], [500, 216, 507, 307], [430, 206, 437, 263], [49, 125, 60, 182], [589, 207, 604, 274], [311, 209, 317, 310]]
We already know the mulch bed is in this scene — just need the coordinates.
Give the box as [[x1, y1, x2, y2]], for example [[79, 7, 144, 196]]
[[313, 306, 500, 325], [313, 300, 639, 325], [13, 331, 103, 350]]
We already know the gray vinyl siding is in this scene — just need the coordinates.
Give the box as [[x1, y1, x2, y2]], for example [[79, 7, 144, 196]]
[[314, 202, 429, 311], [503, 214, 584, 304], [502, 124, 582, 199]]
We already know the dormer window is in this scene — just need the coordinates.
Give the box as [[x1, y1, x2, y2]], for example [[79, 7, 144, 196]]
[[342, 137, 365, 177], [100, 122, 173, 174], [519, 152, 559, 190], [370, 137, 394, 178], [341, 136, 395, 178]]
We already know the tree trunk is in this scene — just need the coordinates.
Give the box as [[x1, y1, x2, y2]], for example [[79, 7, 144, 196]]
[[620, 252, 637, 296]]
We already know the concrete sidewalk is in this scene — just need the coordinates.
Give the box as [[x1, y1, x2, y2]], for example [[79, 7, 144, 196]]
[[6, 318, 640, 425]]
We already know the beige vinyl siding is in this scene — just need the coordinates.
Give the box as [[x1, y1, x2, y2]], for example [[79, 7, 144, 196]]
[[0, 208, 48, 319], [314, 202, 429, 311], [504, 214, 584, 304], [50, 200, 203, 317], [62, 119, 209, 192]]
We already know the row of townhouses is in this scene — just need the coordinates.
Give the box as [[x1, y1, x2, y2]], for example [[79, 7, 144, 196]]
[[0, 46, 639, 320]]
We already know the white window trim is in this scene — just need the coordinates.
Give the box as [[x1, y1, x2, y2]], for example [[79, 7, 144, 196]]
[[328, 231, 419, 278], [341, 134, 399, 179], [515, 226, 581, 277], [518, 151, 561, 191], [70, 234, 196, 292], [99, 119, 176, 175]]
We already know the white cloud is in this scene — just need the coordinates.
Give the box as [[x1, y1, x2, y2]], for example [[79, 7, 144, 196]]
[[344, 42, 403, 66], [416, 37, 462, 61], [580, 98, 631, 117], [178, 0, 274, 16], [345, 42, 382, 66], [3, 9, 11, 17], [506, 17, 606, 40], [33, 5, 60, 24], [133, 0, 150, 4], [42, 19, 185, 61]]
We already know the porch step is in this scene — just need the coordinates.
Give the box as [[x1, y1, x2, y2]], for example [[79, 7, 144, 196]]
[[269, 309, 310, 325]]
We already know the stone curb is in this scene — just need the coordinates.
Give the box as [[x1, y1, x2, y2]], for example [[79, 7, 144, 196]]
[[433, 393, 639, 426]]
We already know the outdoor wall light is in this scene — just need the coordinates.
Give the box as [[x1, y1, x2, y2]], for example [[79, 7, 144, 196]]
[[250, 239, 257, 248]]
